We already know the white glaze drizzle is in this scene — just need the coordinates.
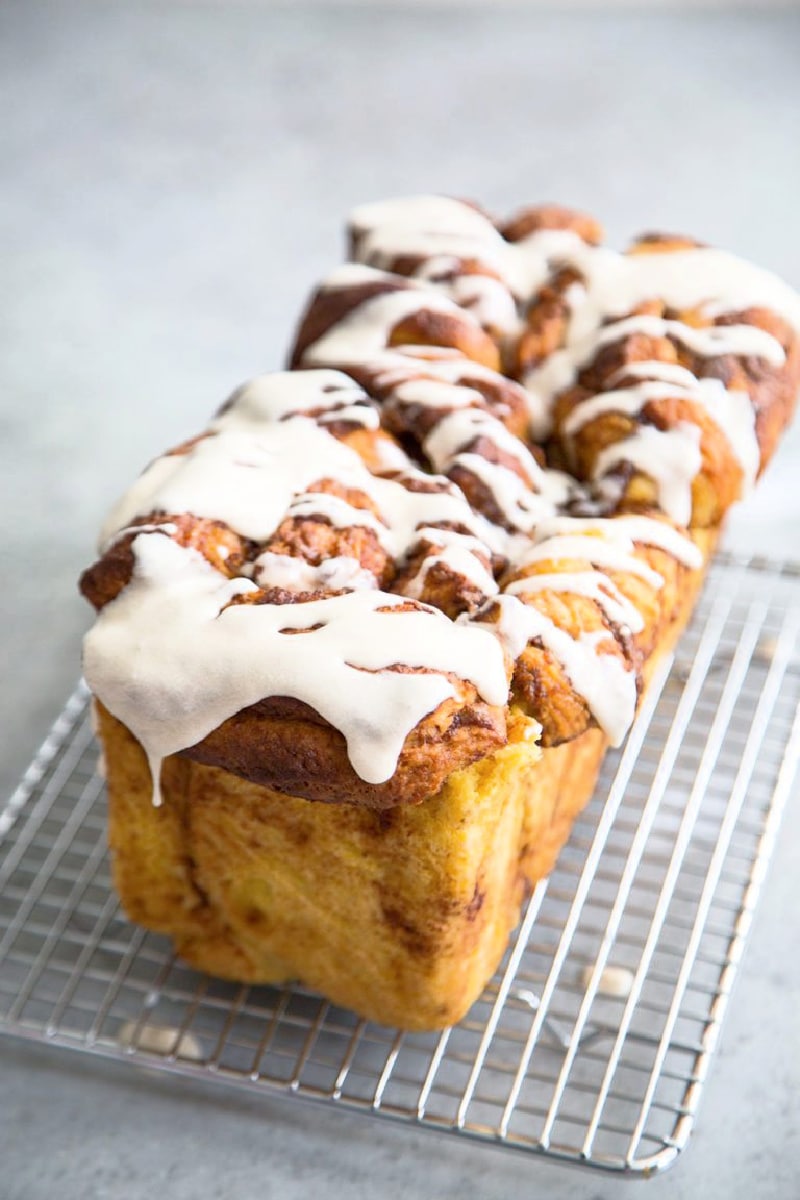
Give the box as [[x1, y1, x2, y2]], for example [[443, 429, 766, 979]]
[[349, 195, 800, 359], [440, 271, 520, 333], [476, 594, 637, 746], [214, 369, 378, 431], [100, 415, 497, 563], [514, 534, 664, 589], [101, 521, 178, 553], [422, 408, 542, 484], [89, 192, 800, 791], [350, 197, 511, 283], [401, 527, 498, 601], [606, 360, 700, 389], [284, 492, 389, 543], [362, 472, 502, 557], [530, 514, 703, 570], [84, 535, 509, 798], [592, 423, 704, 526], [450, 452, 570, 531], [372, 360, 563, 533], [408, 253, 521, 333], [368, 437, 413, 473], [89, 371, 652, 783], [253, 552, 378, 594], [548, 244, 800, 339], [340, 198, 799, 538], [99, 421, 359, 547], [562, 373, 758, 490], [373, 348, 523, 396], [299, 268, 476, 367], [348, 196, 575, 301], [390, 376, 484, 412], [526, 313, 786, 436], [504, 570, 645, 634], [402, 543, 498, 601]]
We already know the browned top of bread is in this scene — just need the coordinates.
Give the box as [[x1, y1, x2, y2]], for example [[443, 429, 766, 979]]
[[80, 196, 800, 808]]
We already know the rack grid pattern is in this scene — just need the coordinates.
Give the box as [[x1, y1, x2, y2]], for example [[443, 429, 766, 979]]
[[1, 553, 799, 1177]]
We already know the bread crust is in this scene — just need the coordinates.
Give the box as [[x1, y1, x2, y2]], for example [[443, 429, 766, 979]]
[[83, 196, 798, 1028], [99, 700, 602, 1029]]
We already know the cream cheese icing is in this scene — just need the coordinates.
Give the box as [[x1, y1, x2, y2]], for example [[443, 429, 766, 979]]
[[87, 352, 707, 794], [475, 594, 638, 746], [84, 534, 509, 802], [85, 195, 797, 798]]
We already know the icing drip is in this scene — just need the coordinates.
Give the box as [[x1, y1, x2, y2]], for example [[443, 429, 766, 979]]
[[284, 493, 389, 543], [450, 453, 570, 531], [514, 534, 664, 589], [422, 409, 542, 484], [505, 570, 645, 634], [592, 423, 703, 526], [253, 552, 378, 594], [374, 349, 524, 394], [350, 196, 516, 325], [88, 370, 655, 786], [548, 245, 800, 339], [84, 535, 509, 793], [530, 514, 703, 570], [215, 370, 378, 431], [607, 360, 700, 389], [368, 437, 412, 472], [86, 199, 800, 797], [299, 270, 476, 366], [101, 414, 501, 565], [348, 196, 800, 372], [334, 201, 797, 529], [440, 271, 520, 333], [402, 527, 499, 601], [391, 377, 484, 412], [101, 521, 178, 553], [562, 370, 759, 491], [478, 594, 638, 746], [349, 197, 580, 303], [351, 196, 509, 273], [403, 543, 498, 601], [99, 420, 360, 547], [519, 241, 800, 415], [526, 313, 786, 436]]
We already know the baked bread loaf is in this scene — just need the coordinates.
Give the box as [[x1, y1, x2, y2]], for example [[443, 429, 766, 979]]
[[80, 196, 800, 1029]]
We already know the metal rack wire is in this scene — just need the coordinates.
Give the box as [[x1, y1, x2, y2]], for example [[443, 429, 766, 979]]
[[1, 552, 799, 1177]]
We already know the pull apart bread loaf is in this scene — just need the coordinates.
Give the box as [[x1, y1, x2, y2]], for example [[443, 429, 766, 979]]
[[80, 198, 800, 1029]]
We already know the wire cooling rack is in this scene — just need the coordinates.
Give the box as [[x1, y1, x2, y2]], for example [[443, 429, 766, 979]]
[[1, 553, 799, 1178]]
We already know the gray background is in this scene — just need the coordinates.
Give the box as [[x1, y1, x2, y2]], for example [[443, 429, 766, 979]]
[[1, 3, 799, 1197]]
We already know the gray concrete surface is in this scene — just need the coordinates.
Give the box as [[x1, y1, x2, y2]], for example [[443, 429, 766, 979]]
[[1, 3, 799, 1197]]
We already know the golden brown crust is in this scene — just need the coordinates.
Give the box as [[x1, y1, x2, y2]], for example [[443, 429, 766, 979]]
[[393, 532, 495, 618], [516, 268, 582, 373], [85, 199, 800, 1032], [179, 681, 508, 809], [514, 238, 800, 527], [96, 519, 702, 1028], [359, 355, 531, 442], [99, 700, 601, 1029], [388, 307, 501, 370], [262, 477, 393, 586], [499, 519, 713, 745], [500, 203, 604, 246], [79, 514, 253, 609], [289, 279, 398, 368], [83, 209, 798, 815], [290, 277, 501, 372]]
